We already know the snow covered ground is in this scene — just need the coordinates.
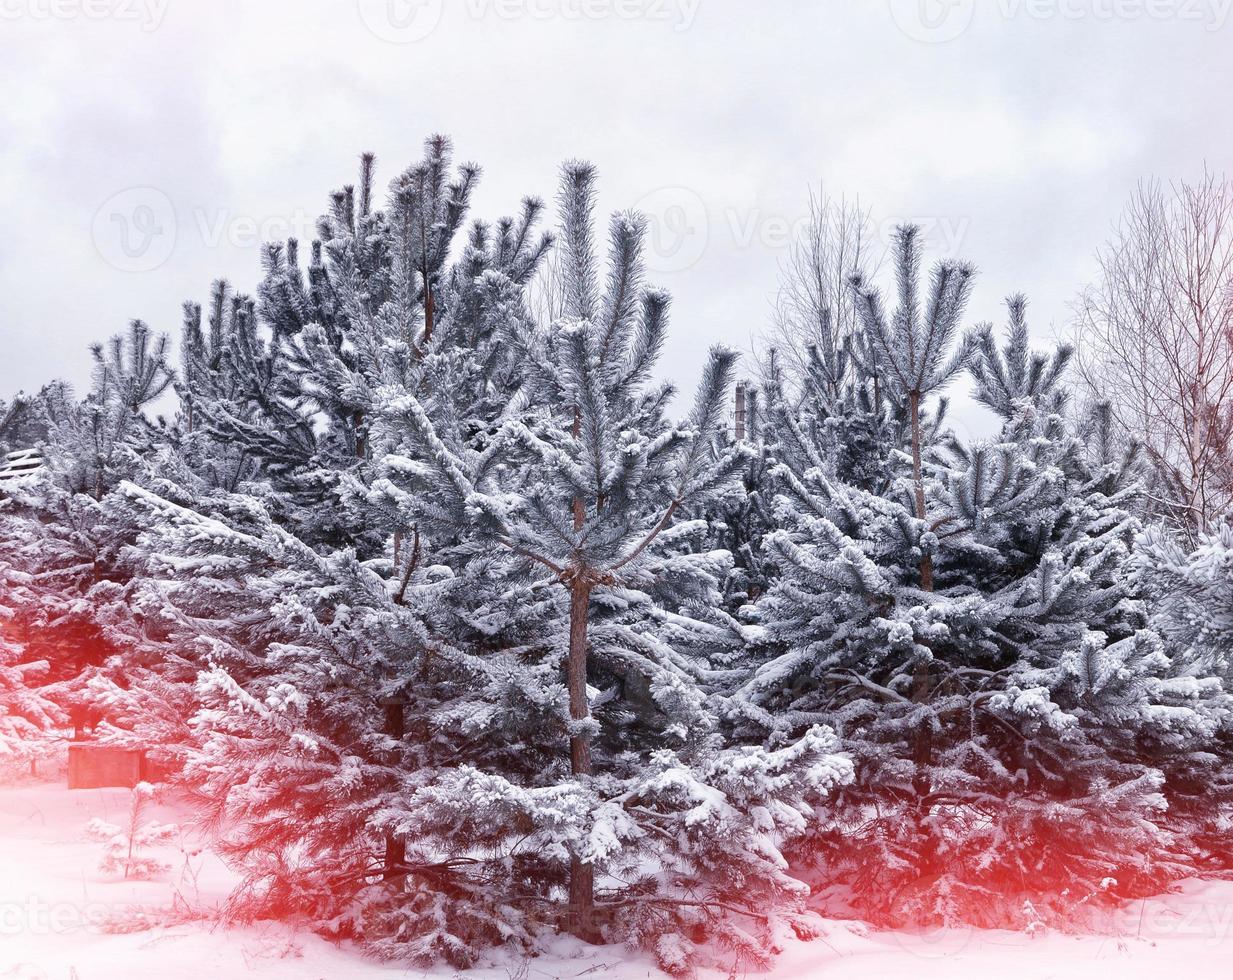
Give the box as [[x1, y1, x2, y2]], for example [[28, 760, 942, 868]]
[[3, 772, 1232, 979]]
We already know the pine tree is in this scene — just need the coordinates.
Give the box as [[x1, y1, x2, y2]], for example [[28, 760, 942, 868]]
[[736, 254, 1227, 926], [177, 137, 552, 557], [848, 225, 977, 798], [0, 326, 174, 718], [698, 378, 778, 609], [359, 160, 852, 968], [0, 391, 49, 458], [1134, 521, 1233, 857]]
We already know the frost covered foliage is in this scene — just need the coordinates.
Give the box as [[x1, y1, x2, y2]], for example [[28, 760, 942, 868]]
[[89, 476, 471, 927], [1136, 522, 1233, 683], [693, 380, 782, 611], [86, 782, 178, 879], [0, 471, 128, 693], [25, 150, 854, 976], [1134, 523, 1233, 853], [53, 322, 173, 500], [0, 390, 52, 459], [351, 161, 852, 971], [734, 233, 1233, 929], [0, 328, 174, 723], [0, 632, 62, 765], [176, 136, 551, 556], [7, 144, 1233, 973]]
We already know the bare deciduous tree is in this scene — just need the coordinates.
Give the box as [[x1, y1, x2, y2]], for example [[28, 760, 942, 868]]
[[526, 242, 570, 326], [757, 188, 880, 396], [1073, 170, 1233, 538]]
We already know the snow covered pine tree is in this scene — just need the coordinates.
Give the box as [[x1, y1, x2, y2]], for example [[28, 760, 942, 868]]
[[0, 322, 176, 738], [734, 227, 1230, 928], [34, 144, 848, 974], [363, 160, 852, 970], [1133, 518, 1233, 862]]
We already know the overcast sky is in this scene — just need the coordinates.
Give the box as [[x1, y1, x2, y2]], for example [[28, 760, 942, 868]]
[[1, 0, 1230, 439]]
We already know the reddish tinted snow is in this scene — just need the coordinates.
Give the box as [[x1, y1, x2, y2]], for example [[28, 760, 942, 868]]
[[2, 776, 1231, 979]]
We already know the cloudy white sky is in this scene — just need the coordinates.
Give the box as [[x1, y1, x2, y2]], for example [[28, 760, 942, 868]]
[[1, 0, 1230, 438]]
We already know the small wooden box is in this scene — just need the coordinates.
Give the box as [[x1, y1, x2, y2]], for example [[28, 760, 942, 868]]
[[67, 743, 144, 789]]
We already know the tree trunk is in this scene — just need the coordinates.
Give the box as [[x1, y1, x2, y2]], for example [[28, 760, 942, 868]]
[[908, 390, 933, 590], [734, 381, 746, 441], [382, 699, 406, 883], [911, 658, 933, 796], [423, 270, 435, 344], [567, 580, 593, 776], [568, 857, 597, 941], [908, 389, 934, 806], [565, 396, 599, 942], [565, 577, 599, 942], [568, 402, 591, 776]]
